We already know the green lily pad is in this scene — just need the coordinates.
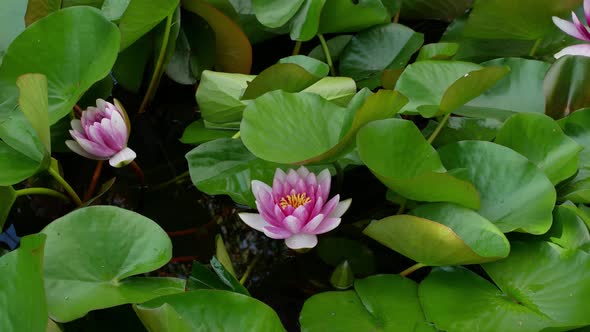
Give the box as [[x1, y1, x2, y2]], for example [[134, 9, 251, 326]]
[[339, 23, 423, 89], [0, 6, 119, 124], [0, 186, 16, 227], [252, 0, 304, 28], [419, 266, 553, 332], [357, 118, 480, 208], [0, 141, 43, 186], [544, 203, 590, 250], [241, 90, 347, 164], [196, 70, 255, 126], [318, 0, 391, 34], [458, 58, 551, 120], [302, 76, 357, 106], [416, 42, 459, 61], [0, 234, 48, 332], [134, 290, 286, 332], [364, 203, 509, 266], [118, 0, 179, 50], [16, 74, 50, 155], [464, 0, 580, 40], [186, 138, 282, 207], [421, 241, 590, 330], [300, 274, 434, 332], [439, 141, 555, 234], [395, 61, 480, 115], [180, 120, 237, 145], [545, 55, 590, 120], [41, 206, 185, 322], [289, 0, 328, 41], [308, 35, 352, 62], [241, 56, 328, 100], [558, 108, 590, 203], [0, 0, 26, 64], [400, 0, 473, 22], [422, 117, 502, 147], [302, 89, 408, 163], [495, 113, 582, 185]]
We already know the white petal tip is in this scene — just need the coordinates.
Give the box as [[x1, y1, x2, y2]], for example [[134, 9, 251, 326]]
[[285, 233, 318, 249], [108, 147, 136, 168]]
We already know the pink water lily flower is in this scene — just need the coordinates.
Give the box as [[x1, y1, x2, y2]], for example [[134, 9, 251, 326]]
[[553, 0, 590, 58], [66, 99, 136, 168], [239, 167, 351, 250]]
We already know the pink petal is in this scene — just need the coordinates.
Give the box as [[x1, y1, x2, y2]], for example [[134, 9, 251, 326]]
[[87, 124, 108, 147], [296, 166, 310, 178], [65, 140, 106, 160], [274, 168, 287, 183], [108, 147, 136, 167], [256, 201, 280, 227], [585, 0, 590, 25], [301, 213, 325, 233], [310, 196, 324, 217], [313, 217, 341, 234], [555, 44, 590, 58], [328, 199, 352, 218], [295, 178, 307, 194], [109, 108, 129, 144], [305, 172, 317, 189], [571, 12, 590, 40], [553, 16, 588, 41], [273, 205, 286, 222], [316, 169, 331, 202], [285, 233, 318, 249], [272, 177, 284, 198], [252, 180, 273, 204], [72, 133, 116, 157], [320, 194, 340, 217], [263, 225, 291, 239], [283, 215, 304, 233], [96, 98, 108, 112], [286, 169, 300, 186], [292, 205, 310, 223], [239, 213, 269, 232]]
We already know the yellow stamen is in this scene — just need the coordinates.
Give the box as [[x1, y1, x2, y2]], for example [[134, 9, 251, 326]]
[[279, 192, 311, 209]]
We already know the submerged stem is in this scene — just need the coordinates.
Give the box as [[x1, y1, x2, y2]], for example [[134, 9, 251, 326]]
[[84, 160, 104, 201], [150, 170, 190, 192], [529, 38, 542, 57], [15, 187, 70, 202], [399, 263, 426, 277], [427, 112, 451, 144], [47, 168, 83, 206], [139, 13, 173, 114], [292, 40, 302, 56], [317, 33, 336, 76], [130, 161, 146, 188], [240, 256, 260, 285], [333, 162, 344, 193]]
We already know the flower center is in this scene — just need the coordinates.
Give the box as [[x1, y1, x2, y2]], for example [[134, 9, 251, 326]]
[[279, 193, 311, 209]]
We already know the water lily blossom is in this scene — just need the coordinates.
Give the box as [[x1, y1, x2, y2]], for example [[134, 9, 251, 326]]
[[66, 99, 136, 168], [552, 0, 590, 58], [239, 167, 351, 250]]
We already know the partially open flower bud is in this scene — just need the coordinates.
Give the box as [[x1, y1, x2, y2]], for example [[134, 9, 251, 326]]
[[65, 99, 136, 168]]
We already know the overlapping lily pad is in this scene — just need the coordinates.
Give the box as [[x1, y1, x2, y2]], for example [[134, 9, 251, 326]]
[[0, 234, 47, 332], [558, 108, 590, 203], [41, 206, 185, 322], [134, 290, 285, 331], [339, 23, 423, 88], [438, 141, 556, 234], [364, 203, 509, 266], [420, 241, 590, 331], [495, 113, 582, 184], [318, 0, 391, 34], [0, 6, 119, 124], [544, 55, 590, 119], [300, 275, 434, 332], [396, 61, 508, 117], [357, 118, 480, 208]]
